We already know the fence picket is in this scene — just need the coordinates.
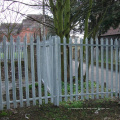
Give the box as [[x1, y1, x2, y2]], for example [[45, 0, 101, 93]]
[[30, 36, 36, 105], [24, 36, 30, 106], [115, 39, 118, 97], [63, 37, 67, 101], [50, 37, 54, 103], [58, 37, 62, 102], [3, 36, 10, 109], [106, 39, 109, 97], [43, 36, 48, 104], [69, 38, 73, 101], [110, 39, 113, 98], [119, 41, 120, 99], [75, 38, 78, 100], [90, 38, 94, 99], [17, 36, 23, 107], [0, 42, 3, 110], [36, 36, 42, 104], [54, 37, 59, 106], [96, 38, 99, 99], [85, 38, 89, 99], [101, 39, 104, 98], [80, 39, 83, 100], [10, 36, 17, 108]]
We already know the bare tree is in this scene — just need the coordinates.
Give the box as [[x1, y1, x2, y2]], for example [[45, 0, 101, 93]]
[[0, 1, 28, 41]]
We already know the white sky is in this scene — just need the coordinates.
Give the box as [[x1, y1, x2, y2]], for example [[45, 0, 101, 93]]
[[0, 0, 43, 23], [0, 0, 84, 38]]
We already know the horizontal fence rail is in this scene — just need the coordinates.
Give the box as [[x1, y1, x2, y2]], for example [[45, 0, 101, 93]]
[[0, 35, 120, 110]]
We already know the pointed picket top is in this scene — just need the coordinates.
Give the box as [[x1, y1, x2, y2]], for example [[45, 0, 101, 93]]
[[115, 38, 118, 46], [63, 36, 66, 44], [100, 38, 104, 45], [78, 37, 81, 44], [85, 38, 88, 44], [75, 37, 77, 44], [16, 36, 20, 45], [90, 38, 93, 44], [110, 38, 113, 45], [106, 38, 108, 45], [30, 35, 34, 44], [43, 36, 46, 42], [80, 38, 83, 44], [3, 36, 7, 43], [48, 36, 52, 41], [58, 36, 60, 43], [69, 37, 72, 44], [96, 38, 98, 44], [37, 36, 40, 44], [24, 35, 27, 42], [10, 36, 14, 43]]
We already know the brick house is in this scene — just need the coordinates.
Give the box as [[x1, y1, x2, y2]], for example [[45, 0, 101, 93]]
[[0, 14, 48, 43]]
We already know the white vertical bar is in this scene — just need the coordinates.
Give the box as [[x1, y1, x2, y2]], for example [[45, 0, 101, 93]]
[[96, 38, 99, 99], [75, 38, 78, 100], [6, 42, 8, 60], [115, 39, 118, 97], [17, 36, 23, 107], [36, 36, 42, 104], [119, 40, 120, 99], [0, 41, 3, 110], [85, 38, 89, 99], [106, 39, 109, 97], [110, 39, 113, 97], [91, 38, 94, 99], [3, 36, 10, 109], [50, 37, 54, 103], [69, 38, 73, 101], [53, 37, 56, 105], [58, 37, 62, 102], [43, 36, 48, 104], [8, 45, 11, 60], [10, 36, 17, 108], [63, 37, 67, 101], [24, 36, 30, 106], [80, 39, 83, 100], [55, 36, 59, 106], [30, 36, 36, 105], [101, 38, 104, 98]]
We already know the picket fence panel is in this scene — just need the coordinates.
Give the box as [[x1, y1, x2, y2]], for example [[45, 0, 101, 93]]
[[0, 35, 120, 110]]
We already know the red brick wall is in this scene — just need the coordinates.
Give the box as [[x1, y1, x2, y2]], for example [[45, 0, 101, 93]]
[[0, 27, 48, 43]]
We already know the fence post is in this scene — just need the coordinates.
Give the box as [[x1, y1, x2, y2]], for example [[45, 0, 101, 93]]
[[53, 36, 59, 106], [10, 36, 17, 108], [3, 36, 10, 109], [30, 35, 36, 105], [0, 39, 3, 110], [17, 36, 23, 107], [36, 36, 42, 104], [24, 35, 30, 106]]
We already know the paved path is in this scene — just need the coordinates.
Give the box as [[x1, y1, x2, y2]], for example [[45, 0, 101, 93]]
[[1, 61, 119, 96], [72, 60, 120, 91]]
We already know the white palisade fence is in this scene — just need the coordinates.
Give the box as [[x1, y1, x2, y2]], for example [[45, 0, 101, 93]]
[[0, 35, 120, 110]]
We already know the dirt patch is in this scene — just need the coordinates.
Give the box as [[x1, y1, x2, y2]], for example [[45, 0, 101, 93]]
[[0, 98, 120, 120]]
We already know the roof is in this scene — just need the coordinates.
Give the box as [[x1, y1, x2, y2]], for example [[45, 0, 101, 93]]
[[101, 25, 120, 36]]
